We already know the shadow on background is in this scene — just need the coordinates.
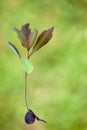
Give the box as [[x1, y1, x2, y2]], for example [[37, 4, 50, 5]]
[[0, 0, 87, 130]]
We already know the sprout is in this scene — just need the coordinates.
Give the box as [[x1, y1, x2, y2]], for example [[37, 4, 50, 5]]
[[6, 22, 54, 124]]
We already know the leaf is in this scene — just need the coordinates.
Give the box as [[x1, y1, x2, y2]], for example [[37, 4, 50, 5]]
[[6, 41, 21, 59], [21, 24, 38, 50], [21, 58, 33, 74], [28, 29, 38, 48], [32, 26, 54, 53], [14, 28, 27, 48], [21, 23, 31, 42]]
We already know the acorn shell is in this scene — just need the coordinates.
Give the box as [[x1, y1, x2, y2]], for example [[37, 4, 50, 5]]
[[25, 109, 35, 124]]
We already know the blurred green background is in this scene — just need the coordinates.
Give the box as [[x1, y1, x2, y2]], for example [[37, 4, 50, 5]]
[[0, 0, 87, 130]]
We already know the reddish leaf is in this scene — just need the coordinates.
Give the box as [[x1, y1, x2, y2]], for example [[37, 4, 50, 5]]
[[28, 29, 38, 48], [14, 28, 27, 48], [21, 23, 31, 43], [14, 23, 38, 50], [32, 26, 54, 52]]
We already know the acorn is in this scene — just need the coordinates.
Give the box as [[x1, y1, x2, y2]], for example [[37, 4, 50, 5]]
[[25, 109, 47, 124]]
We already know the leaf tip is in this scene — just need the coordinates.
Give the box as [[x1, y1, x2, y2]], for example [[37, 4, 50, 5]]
[[13, 27, 18, 32], [6, 40, 10, 45]]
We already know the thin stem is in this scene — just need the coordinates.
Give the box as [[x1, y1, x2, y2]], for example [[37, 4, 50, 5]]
[[24, 50, 30, 111], [27, 50, 29, 59], [25, 72, 29, 110], [28, 51, 34, 59]]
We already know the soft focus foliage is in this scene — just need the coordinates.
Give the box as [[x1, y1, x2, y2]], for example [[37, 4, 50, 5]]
[[0, 0, 87, 130]]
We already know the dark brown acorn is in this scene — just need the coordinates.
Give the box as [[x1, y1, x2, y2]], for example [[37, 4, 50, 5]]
[[25, 109, 35, 124], [25, 109, 47, 124]]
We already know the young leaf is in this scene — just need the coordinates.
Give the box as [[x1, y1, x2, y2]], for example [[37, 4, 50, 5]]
[[32, 26, 54, 53], [21, 58, 33, 74], [14, 28, 27, 48], [6, 41, 21, 59], [21, 24, 38, 50], [21, 23, 31, 42], [28, 29, 38, 48]]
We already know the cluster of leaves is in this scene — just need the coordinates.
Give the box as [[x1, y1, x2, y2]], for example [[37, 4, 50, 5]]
[[7, 23, 54, 73]]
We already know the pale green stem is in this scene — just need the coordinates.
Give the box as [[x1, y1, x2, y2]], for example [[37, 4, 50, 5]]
[[24, 51, 30, 110]]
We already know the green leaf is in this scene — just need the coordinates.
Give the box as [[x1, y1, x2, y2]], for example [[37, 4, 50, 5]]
[[32, 26, 54, 53], [21, 58, 33, 74], [6, 41, 21, 59]]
